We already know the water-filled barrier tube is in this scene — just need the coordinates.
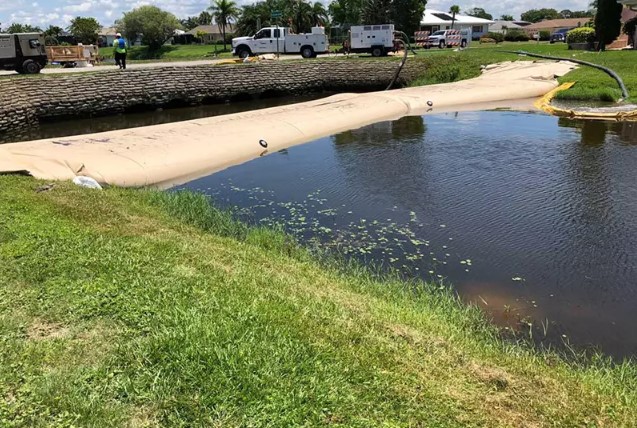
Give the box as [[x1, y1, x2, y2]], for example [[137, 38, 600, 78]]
[[0, 61, 578, 188]]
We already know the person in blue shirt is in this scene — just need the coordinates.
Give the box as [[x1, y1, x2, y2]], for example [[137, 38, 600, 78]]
[[113, 33, 128, 70]]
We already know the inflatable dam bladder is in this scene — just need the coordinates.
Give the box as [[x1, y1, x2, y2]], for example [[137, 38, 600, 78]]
[[0, 61, 578, 188]]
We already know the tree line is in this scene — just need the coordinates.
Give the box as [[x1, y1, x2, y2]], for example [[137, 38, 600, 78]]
[[0, 0, 629, 52]]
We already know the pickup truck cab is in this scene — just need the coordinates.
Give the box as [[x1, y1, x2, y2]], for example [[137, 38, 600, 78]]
[[425, 29, 471, 49], [232, 26, 328, 59]]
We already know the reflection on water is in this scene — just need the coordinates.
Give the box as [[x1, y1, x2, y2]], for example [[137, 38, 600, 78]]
[[180, 112, 637, 358], [0, 93, 331, 144], [559, 118, 637, 146]]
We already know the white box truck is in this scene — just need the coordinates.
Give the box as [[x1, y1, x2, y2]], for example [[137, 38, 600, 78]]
[[232, 26, 328, 59], [348, 24, 396, 57]]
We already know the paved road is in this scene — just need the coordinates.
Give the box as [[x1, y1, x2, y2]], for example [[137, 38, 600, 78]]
[[0, 54, 346, 76]]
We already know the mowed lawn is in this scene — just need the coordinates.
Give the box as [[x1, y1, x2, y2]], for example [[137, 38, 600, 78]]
[[1, 176, 636, 426], [99, 44, 234, 61], [408, 41, 637, 103]]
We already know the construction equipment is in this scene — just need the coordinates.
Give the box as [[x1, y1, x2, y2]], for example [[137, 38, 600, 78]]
[[348, 24, 396, 57], [414, 31, 431, 48], [0, 32, 47, 74], [46, 45, 100, 68]]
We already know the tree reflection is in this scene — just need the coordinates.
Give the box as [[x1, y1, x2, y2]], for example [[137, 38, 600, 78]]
[[332, 115, 426, 147], [331, 115, 429, 210], [558, 118, 637, 146]]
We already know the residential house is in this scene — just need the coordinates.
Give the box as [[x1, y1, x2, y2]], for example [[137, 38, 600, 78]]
[[186, 24, 234, 43], [420, 9, 493, 40], [523, 18, 591, 36], [619, 4, 637, 48], [489, 20, 526, 34], [98, 27, 117, 48]]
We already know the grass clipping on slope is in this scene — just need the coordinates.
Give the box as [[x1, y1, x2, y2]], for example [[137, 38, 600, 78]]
[[0, 176, 636, 427]]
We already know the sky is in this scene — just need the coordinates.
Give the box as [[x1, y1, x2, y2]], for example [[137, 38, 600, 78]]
[[1, 0, 594, 29]]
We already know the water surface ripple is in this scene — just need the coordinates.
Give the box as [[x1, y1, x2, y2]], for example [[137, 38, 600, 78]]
[[180, 111, 637, 358]]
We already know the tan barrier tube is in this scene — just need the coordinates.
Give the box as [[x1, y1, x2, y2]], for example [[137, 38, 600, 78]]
[[0, 61, 577, 188], [535, 82, 637, 121]]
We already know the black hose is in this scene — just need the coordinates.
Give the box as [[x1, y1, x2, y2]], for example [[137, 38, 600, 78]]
[[505, 50, 629, 100], [386, 31, 415, 91]]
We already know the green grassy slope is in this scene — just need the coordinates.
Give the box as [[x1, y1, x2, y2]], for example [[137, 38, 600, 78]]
[[408, 42, 637, 103], [1, 176, 636, 427]]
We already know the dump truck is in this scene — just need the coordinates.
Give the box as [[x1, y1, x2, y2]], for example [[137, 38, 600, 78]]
[[0, 32, 47, 74], [232, 26, 328, 59]]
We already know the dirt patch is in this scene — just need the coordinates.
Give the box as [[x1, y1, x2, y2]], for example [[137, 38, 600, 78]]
[[27, 320, 71, 341], [128, 405, 160, 428], [468, 361, 512, 391]]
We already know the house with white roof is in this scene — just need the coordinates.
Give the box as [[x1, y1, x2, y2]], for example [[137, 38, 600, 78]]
[[420, 9, 494, 40], [488, 20, 525, 35]]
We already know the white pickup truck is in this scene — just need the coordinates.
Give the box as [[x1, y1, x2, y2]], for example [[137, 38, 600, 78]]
[[232, 26, 328, 59]]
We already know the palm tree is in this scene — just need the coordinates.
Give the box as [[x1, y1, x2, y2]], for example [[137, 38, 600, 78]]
[[209, 0, 240, 51], [310, 2, 329, 27], [449, 5, 460, 29]]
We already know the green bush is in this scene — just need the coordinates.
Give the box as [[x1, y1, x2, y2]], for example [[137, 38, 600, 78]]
[[566, 27, 595, 44], [539, 30, 551, 41], [504, 29, 530, 42], [484, 32, 504, 43]]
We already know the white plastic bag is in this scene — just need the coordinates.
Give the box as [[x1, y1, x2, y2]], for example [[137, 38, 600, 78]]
[[72, 176, 102, 190]]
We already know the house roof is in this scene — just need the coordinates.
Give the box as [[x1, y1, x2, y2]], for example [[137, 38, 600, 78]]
[[489, 20, 524, 31], [421, 9, 494, 26], [524, 18, 591, 30], [99, 27, 117, 36], [622, 6, 637, 22], [186, 25, 223, 36]]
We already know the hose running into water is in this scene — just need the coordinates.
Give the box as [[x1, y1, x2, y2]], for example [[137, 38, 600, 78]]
[[386, 31, 416, 91], [506, 50, 629, 100]]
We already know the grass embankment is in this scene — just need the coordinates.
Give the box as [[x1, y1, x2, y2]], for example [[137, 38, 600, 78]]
[[406, 42, 637, 103], [1, 175, 636, 426], [100, 44, 234, 61]]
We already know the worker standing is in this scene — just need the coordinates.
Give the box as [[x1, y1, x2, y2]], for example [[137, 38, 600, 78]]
[[113, 33, 128, 70]]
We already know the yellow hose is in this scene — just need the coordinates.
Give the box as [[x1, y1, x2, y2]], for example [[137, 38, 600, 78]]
[[535, 82, 637, 121]]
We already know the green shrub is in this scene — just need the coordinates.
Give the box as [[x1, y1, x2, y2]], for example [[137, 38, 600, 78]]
[[504, 29, 530, 42], [566, 27, 595, 44], [539, 30, 551, 41], [484, 32, 504, 43]]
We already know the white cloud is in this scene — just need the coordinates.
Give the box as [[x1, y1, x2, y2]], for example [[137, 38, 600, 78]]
[[0, 0, 597, 30], [64, 2, 93, 13], [426, 0, 593, 20]]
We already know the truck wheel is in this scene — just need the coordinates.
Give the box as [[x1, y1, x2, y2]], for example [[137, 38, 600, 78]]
[[22, 60, 40, 74], [438, 40, 445, 49], [237, 48, 251, 59], [301, 46, 314, 59], [371, 47, 383, 57]]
